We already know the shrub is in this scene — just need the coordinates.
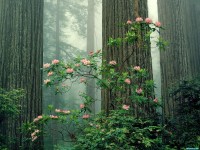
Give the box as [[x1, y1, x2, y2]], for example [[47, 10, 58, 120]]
[[0, 88, 24, 149], [166, 78, 200, 149], [74, 110, 164, 150], [28, 17, 167, 149]]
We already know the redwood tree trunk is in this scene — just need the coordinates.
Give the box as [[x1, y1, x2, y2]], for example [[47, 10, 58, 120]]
[[158, 0, 200, 118], [0, 0, 43, 149], [102, 0, 152, 112]]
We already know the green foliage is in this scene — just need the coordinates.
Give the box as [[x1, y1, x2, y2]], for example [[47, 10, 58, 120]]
[[156, 37, 168, 51], [34, 18, 167, 149], [107, 19, 167, 52], [40, 50, 164, 149], [0, 88, 24, 122], [74, 110, 164, 150], [37, 18, 168, 149], [165, 78, 200, 149], [0, 88, 24, 149]]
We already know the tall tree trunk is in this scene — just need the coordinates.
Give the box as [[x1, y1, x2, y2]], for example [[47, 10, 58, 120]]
[[102, 0, 151, 113], [158, 0, 200, 118], [87, 0, 95, 112], [0, 0, 44, 149], [56, 0, 60, 59]]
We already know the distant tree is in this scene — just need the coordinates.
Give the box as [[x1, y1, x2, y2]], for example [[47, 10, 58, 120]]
[[0, 0, 43, 149], [43, 0, 87, 62], [86, 0, 95, 112]]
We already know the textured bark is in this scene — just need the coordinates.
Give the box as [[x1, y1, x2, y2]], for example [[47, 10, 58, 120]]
[[158, 0, 200, 118], [102, 0, 152, 112], [0, 0, 43, 149]]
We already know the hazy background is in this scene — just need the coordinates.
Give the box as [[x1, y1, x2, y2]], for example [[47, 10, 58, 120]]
[[43, 0, 102, 149]]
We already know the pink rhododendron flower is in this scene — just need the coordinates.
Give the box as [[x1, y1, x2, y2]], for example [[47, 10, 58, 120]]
[[80, 78, 86, 83], [122, 105, 130, 110], [31, 132, 36, 137], [75, 63, 80, 67], [133, 66, 141, 71], [50, 115, 59, 119], [44, 79, 50, 84], [55, 109, 70, 114], [37, 115, 43, 119], [82, 114, 90, 119], [55, 109, 61, 112], [66, 68, 74, 73], [145, 18, 152, 24], [124, 78, 131, 84], [127, 20, 132, 24], [32, 136, 38, 141], [43, 63, 51, 68], [33, 118, 39, 122], [33, 116, 42, 122], [155, 21, 161, 27], [153, 98, 158, 103], [52, 59, 59, 64], [81, 58, 91, 66], [136, 88, 143, 94], [80, 104, 85, 109], [47, 71, 53, 76], [109, 60, 117, 65], [135, 17, 143, 22], [31, 129, 40, 141], [62, 110, 70, 114]]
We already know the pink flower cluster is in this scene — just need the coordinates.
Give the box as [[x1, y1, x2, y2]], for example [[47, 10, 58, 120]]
[[127, 20, 132, 24], [50, 115, 59, 119], [55, 109, 70, 114], [80, 104, 85, 109], [33, 115, 43, 122], [82, 114, 90, 119], [126, 17, 161, 27], [66, 68, 74, 73], [47, 71, 53, 76], [155, 21, 161, 27], [52, 59, 59, 64], [145, 18, 152, 24], [44, 79, 50, 84], [75, 63, 80, 67], [133, 66, 141, 71], [153, 98, 158, 103], [109, 60, 117, 65], [31, 129, 39, 141], [135, 17, 143, 22], [136, 88, 143, 94], [124, 78, 131, 84], [43, 63, 51, 68], [122, 104, 130, 110], [81, 58, 91, 66]]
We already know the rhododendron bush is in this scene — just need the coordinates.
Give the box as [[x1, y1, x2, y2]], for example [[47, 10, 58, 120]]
[[24, 18, 171, 149]]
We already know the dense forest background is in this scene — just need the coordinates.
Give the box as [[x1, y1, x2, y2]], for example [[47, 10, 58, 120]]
[[0, 0, 200, 149]]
